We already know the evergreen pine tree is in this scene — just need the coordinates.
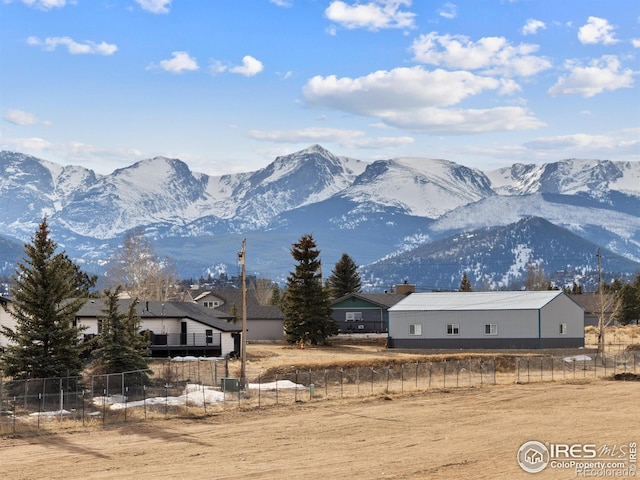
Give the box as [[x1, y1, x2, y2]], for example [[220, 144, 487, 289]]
[[612, 274, 640, 326], [269, 284, 282, 307], [459, 272, 472, 292], [1, 218, 96, 379], [282, 234, 338, 345], [93, 287, 150, 375], [326, 253, 361, 299]]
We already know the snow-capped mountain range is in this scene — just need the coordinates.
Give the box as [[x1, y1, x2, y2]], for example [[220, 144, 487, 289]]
[[1, 145, 639, 291]]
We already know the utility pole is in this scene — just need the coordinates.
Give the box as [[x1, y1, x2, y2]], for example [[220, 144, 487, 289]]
[[238, 239, 247, 388], [596, 248, 604, 355]]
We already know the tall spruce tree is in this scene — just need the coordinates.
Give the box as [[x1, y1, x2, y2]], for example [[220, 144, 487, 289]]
[[1, 218, 96, 379], [326, 253, 361, 299], [93, 287, 150, 375], [459, 272, 472, 292], [282, 234, 338, 345], [612, 275, 640, 325]]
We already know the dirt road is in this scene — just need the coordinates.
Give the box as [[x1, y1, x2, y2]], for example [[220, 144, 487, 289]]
[[1, 379, 638, 479]]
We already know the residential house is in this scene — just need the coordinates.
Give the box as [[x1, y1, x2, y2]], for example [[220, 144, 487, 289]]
[[192, 289, 284, 341], [330, 292, 409, 333], [0, 295, 16, 350], [76, 299, 240, 357]]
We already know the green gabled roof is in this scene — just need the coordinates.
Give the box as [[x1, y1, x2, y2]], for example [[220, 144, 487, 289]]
[[331, 292, 408, 309]]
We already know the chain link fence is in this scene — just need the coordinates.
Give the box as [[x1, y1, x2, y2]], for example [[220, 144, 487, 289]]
[[1, 352, 638, 434]]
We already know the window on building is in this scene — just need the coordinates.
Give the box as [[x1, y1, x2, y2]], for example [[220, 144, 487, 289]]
[[559, 323, 567, 335], [345, 312, 362, 321], [206, 329, 213, 344], [447, 324, 460, 335], [484, 324, 498, 335], [203, 301, 219, 308], [409, 324, 422, 336]]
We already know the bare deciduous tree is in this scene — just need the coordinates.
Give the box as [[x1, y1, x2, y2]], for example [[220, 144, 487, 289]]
[[251, 277, 275, 306], [107, 228, 179, 301]]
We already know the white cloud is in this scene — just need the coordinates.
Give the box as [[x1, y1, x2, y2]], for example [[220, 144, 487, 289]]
[[523, 131, 640, 156], [632, 39, 640, 48], [325, 0, 416, 31], [27, 36, 117, 55], [270, 0, 292, 7], [410, 32, 551, 77], [578, 16, 618, 45], [4, 109, 51, 126], [304, 67, 501, 111], [157, 51, 199, 73], [548, 55, 634, 97], [135, 0, 171, 14], [0, 136, 146, 172], [210, 56, 264, 77], [522, 19, 545, 35], [248, 127, 414, 149], [438, 2, 456, 20], [1, 136, 54, 151], [377, 106, 544, 133], [15, 0, 71, 10], [302, 67, 544, 133], [229, 56, 264, 77]]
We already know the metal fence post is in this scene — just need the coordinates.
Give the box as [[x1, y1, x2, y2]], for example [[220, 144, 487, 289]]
[[443, 362, 446, 388], [355, 368, 359, 397], [370, 367, 374, 395], [386, 366, 390, 392], [493, 358, 496, 385]]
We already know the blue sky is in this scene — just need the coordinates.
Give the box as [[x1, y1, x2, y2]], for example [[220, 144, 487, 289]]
[[1, 0, 638, 176]]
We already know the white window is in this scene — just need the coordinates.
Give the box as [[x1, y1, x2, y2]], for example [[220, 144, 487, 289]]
[[345, 312, 362, 321], [409, 324, 422, 336], [203, 301, 219, 308], [447, 324, 460, 335], [484, 324, 497, 336], [560, 323, 567, 335]]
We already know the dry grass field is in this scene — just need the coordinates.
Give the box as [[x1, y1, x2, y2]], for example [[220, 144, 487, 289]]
[[1, 327, 639, 479], [1, 380, 638, 479]]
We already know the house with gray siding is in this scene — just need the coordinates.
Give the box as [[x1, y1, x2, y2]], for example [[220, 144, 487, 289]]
[[192, 289, 284, 341], [388, 291, 584, 349], [330, 292, 409, 333]]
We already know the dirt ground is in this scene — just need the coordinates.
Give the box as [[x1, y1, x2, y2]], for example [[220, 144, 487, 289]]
[[3, 333, 640, 480], [1, 379, 638, 480]]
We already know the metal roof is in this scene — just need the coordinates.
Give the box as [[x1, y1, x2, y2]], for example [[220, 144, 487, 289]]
[[388, 291, 566, 312]]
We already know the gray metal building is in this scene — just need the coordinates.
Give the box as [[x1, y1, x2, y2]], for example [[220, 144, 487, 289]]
[[388, 291, 584, 349]]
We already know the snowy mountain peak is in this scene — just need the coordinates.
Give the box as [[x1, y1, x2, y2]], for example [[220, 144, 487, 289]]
[[1, 147, 638, 288], [345, 156, 494, 218], [487, 158, 640, 199]]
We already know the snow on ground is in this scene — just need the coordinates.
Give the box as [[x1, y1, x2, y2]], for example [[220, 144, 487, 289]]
[[93, 380, 306, 410]]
